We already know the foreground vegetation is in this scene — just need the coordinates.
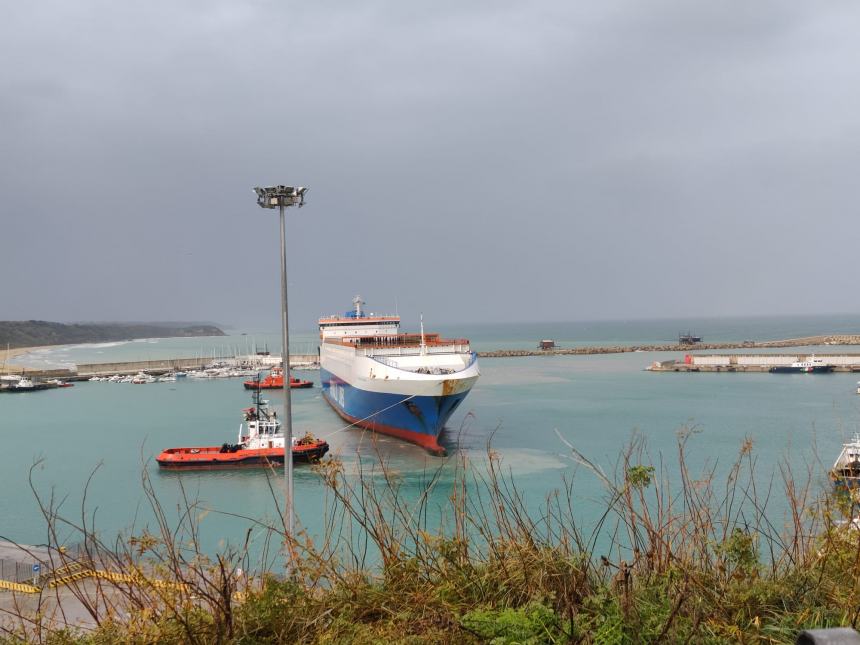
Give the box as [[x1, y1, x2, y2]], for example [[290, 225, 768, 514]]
[[3, 431, 859, 644]]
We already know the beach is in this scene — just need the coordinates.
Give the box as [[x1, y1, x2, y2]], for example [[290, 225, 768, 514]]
[[0, 346, 55, 372]]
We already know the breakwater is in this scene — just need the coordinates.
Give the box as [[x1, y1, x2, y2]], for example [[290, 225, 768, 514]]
[[476, 335, 860, 358]]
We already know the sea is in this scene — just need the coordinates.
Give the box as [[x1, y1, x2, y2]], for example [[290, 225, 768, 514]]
[[3, 314, 860, 566]]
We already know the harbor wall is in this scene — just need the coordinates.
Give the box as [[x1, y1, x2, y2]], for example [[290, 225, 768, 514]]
[[75, 355, 319, 376], [650, 353, 860, 372]]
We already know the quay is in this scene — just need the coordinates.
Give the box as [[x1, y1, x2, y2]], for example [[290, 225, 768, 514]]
[[648, 353, 860, 373], [1, 354, 320, 382]]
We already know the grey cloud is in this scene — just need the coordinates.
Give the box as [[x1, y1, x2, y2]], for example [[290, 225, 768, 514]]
[[2, 1, 859, 327]]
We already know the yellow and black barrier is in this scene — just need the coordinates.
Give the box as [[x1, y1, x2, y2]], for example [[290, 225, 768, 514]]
[[0, 579, 40, 594], [46, 568, 187, 592]]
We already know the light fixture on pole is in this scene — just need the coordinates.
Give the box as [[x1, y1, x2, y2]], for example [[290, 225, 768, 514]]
[[253, 184, 307, 554]]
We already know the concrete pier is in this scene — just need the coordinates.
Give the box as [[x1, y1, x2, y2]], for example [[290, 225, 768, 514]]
[[648, 353, 860, 373], [1, 354, 320, 381], [477, 335, 860, 358]]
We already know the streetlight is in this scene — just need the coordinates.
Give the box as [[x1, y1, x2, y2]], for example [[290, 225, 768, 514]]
[[253, 184, 307, 553]]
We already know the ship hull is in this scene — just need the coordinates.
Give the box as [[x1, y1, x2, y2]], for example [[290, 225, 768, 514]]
[[321, 367, 471, 455], [769, 366, 834, 373], [156, 444, 328, 469]]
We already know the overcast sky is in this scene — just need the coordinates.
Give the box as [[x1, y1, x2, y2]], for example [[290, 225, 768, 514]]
[[2, 1, 859, 330]]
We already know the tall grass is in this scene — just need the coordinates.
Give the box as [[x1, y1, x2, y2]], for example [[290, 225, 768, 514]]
[[2, 429, 859, 644]]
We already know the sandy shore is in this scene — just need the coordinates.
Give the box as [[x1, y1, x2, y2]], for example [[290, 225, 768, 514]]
[[0, 346, 58, 372]]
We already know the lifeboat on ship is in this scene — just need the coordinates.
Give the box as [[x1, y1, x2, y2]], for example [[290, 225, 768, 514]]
[[243, 367, 313, 390], [156, 393, 328, 470]]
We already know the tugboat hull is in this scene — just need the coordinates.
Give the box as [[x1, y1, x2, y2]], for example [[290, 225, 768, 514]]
[[243, 379, 313, 390], [156, 442, 329, 469]]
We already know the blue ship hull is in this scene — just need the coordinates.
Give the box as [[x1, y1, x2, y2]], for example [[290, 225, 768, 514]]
[[320, 368, 470, 454]]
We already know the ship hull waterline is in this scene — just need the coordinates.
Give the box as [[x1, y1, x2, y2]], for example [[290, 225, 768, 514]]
[[320, 368, 471, 456], [156, 445, 329, 470]]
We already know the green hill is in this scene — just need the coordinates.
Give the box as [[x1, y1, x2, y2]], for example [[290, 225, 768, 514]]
[[0, 320, 226, 349]]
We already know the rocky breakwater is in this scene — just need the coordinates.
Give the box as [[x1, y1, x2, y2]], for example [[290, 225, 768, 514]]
[[477, 335, 860, 358]]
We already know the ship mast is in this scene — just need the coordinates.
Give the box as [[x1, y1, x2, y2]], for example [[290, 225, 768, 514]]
[[420, 313, 427, 355]]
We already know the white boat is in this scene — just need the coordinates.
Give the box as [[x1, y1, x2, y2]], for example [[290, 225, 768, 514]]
[[830, 433, 860, 489], [158, 374, 177, 382], [11, 377, 40, 391]]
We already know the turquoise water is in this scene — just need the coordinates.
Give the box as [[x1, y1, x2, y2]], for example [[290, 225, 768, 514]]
[[2, 317, 860, 563]]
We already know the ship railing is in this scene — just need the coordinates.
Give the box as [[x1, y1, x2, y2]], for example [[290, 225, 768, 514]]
[[359, 344, 472, 358], [327, 334, 470, 349]]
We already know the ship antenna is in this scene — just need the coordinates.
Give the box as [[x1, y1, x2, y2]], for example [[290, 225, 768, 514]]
[[420, 313, 427, 355]]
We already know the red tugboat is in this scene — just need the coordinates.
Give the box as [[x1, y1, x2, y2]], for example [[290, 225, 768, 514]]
[[156, 393, 328, 470], [243, 367, 313, 390]]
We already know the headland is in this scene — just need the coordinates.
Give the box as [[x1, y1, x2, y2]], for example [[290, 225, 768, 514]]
[[0, 320, 225, 351]]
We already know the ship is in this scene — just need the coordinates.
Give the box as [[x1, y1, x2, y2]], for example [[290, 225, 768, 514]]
[[156, 392, 328, 469], [769, 355, 834, 374], [319, 296, 480, 455]]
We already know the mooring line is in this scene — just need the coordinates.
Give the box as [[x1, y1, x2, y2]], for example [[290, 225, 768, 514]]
[[319, 394, 417, 439]]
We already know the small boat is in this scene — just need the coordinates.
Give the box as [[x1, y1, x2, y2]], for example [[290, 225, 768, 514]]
[[131, 372, 156, 384], [48, 379, 74, 388], [243, 367, 313, 390], [157, 374, 177, 382], [830, 433, 860, 490], [856, 381, 860, 395], [174, 371, 187, 378], [770, 355, 834, 374], [8, 377, 49, 392], [156, 393, 328, 469]]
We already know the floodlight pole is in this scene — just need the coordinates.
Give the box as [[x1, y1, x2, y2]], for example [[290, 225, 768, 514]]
[[279, 200, 294, 550], [253, 185, 307, 568]]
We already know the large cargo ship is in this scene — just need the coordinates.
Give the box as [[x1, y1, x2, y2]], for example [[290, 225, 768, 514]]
[[319, 296, 480, 454]]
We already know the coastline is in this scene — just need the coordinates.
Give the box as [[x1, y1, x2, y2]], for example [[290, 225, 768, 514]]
[[0, 345, 57, 372]]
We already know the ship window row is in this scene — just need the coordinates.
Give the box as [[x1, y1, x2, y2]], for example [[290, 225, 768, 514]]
[[319, 321, 399, 328]]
